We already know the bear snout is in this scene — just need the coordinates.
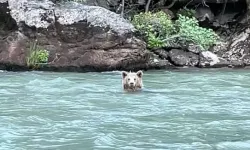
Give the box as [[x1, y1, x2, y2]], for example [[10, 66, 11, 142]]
[[129, 82, 135, 86]]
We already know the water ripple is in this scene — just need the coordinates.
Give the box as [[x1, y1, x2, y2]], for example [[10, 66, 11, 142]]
[[1, 69, 250, 149]]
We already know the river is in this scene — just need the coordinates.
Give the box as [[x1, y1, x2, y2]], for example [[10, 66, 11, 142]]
[[1, 69, 250, 150]]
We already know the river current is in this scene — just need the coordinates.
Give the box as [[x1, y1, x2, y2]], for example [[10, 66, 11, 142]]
[[1, 69, 250, 150]]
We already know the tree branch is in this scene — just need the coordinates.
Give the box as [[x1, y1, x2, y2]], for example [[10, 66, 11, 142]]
[[219, 0, 228, 24], [121, 0, 125, 17], [145, 0, 151, 12]]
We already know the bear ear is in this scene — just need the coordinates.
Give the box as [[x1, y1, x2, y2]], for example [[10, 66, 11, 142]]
[[122, 71, 128, 78], [136, 70, 143, 78]]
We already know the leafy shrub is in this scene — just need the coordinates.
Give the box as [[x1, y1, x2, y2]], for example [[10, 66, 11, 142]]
[[131, 11, 174, 48], [131, 11, 220, 50], [26, 41, 49, 68], [147, 33, 166, 48], [175, 14, 219, 50], [132, 11, 174, 36]]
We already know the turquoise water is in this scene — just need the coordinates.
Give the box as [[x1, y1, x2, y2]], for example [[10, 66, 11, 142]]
[[1, 69, 250, 150]]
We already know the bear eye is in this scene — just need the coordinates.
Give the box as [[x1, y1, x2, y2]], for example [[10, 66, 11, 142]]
[[134, 78, 136, 81], [128, 78, 130, 81]]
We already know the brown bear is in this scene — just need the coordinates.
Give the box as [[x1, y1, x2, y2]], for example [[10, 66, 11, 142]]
[[121, 70, 143, 91]]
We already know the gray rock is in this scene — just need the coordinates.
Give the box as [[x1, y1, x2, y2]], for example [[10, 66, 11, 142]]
[[210, 41, 229, 55], [147, 53, 175, 69], [8, 0, 134, 35], [187, 43, 204, 54], [0, 0, 7, 3], [199, 51, 230, 68], [71, 0, 111, 9], [153, 49, 169, 59], [228, 60, 244, 68], [194, 6, 214, 23], [223, 28, 250, 66], [55, 2, 135, 35], [243, 55, 250, 65], [8, 0, 55, 28], [169, 49, 199, 66]]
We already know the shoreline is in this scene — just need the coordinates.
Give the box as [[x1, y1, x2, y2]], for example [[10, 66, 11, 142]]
[[1, 66, 250, 74]]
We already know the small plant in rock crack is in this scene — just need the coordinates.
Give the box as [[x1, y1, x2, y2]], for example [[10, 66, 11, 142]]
[[26, 40, 49, 69]]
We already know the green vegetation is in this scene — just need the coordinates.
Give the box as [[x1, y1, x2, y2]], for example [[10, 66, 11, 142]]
[[175, 15, 219, 50], [131, 10, 219, 50], [177, 8, 196, 18], [131, 11, 175, 48], [26, 41, 49, 69]]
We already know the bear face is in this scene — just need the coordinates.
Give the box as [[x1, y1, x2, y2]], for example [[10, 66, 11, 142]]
[[122, 70, 143, 91]]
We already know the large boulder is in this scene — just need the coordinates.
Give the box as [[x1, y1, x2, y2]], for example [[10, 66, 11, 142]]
[[0, 0, 151, 72], [220, 28, 250, 67], [168, 49, 199, 67], [147, 53, 175, 69], [198, 51, 230, 68]]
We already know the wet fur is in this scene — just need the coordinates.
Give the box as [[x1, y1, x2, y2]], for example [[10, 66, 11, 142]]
[[122, 70, 143, 92]]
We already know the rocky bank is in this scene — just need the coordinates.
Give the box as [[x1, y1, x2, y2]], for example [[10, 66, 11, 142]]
[[0, 0, 250, 72]]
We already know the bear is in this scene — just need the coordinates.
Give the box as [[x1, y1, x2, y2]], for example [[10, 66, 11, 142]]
[[121, 70, 143, 92]]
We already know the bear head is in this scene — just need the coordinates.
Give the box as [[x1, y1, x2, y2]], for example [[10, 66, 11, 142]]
[[122, 70, 143, 91]]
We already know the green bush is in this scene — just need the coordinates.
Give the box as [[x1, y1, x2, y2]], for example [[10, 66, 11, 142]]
[[175, 14, 219, 50], [26, 41, 49, 68], [131, 11, 175, 48], [147, 33, 166, 48], [131, 11, 219, 50]]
